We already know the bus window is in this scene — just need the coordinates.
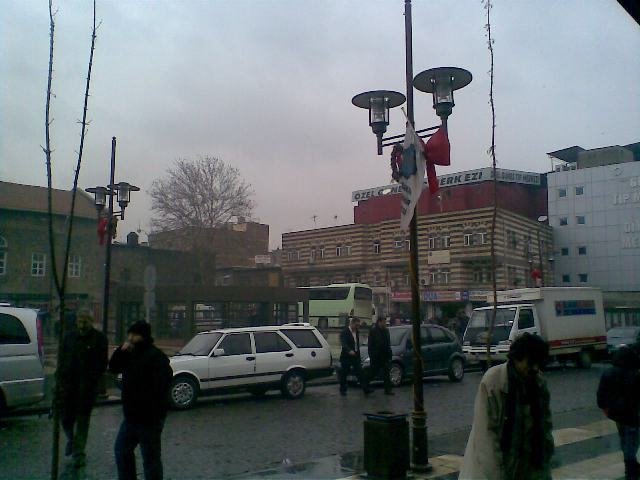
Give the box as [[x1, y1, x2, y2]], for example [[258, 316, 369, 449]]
[[354, 287, 373, 301]]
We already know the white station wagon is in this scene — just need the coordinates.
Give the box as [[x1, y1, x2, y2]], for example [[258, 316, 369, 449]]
[[169, 323, 333, 409]]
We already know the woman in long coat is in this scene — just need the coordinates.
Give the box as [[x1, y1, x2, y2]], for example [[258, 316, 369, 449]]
[[459, 333, 554, 480]]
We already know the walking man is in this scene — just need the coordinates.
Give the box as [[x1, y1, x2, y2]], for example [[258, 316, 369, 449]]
[[597, 346, 640, 480], [460, 333, 554, 480], [338, 317, 371, 396], [109, 321, 173, 480], [59, 310, 108, 468], [367, 316, 393, 394]]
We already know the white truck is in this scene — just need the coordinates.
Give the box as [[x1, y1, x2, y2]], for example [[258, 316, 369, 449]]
[[462, 287, 606, 368]]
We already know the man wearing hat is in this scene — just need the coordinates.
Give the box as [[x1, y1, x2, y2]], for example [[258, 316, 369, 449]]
[[109, 321, 173, 480], [59, 309, 108, 468]]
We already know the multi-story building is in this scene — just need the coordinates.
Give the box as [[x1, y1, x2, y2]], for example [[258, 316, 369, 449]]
[[148, 220, 270, 268], [0, 181, 102, 331], [282, 168, 552, 321], [547, 142, 640, 327]]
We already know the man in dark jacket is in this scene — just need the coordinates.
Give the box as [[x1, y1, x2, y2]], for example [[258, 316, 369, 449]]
[[59, 310, 108, 467], [598, 346, 640, 480], [338, 317, 372, 396], [367, 316, 393, 394], [109, 321, 173, 480]]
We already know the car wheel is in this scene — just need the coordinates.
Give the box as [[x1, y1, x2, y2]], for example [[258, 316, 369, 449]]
[[389, 363, 404, 387], [448, 358, 465, 382], [249, 386, 269, 397], [170, 376, 198, 409], [281, 371, 306, 399]]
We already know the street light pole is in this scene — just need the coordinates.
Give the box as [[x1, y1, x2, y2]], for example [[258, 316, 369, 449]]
[[102, 136, 116, 335], [403, 0, 429, 472]]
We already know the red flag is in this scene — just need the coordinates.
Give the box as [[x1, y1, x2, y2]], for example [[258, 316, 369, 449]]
[[424, 126, 450, 194], [98, 217, 108, 245]]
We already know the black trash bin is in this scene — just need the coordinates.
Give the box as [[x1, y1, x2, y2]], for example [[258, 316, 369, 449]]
[[364, 411, 409, 480]]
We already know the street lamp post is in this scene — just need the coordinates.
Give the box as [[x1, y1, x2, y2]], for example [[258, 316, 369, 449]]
[[85, 137, 139, 337], [352, 0, 471, 472]]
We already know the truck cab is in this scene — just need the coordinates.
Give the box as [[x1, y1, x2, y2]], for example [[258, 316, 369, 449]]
[[462, 304, 538, 365]]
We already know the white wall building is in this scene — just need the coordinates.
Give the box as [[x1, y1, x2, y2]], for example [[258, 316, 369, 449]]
[[547, 143, 640, 328]]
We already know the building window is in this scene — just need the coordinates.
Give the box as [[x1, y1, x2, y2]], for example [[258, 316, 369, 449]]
[[429, 271, 437, 284], [559, 217, 568, 226], [464, 233, 474, 246], [373, 240, 381, 254], [562, 274, 571, 283], [404, 274, 410, 287], [318, 246, 325, 259], [394, 238, 404, 249], [335, 245, 342, 257], [561, 247, 569, 256], [405, 239, 410, 251], [558, 188, 567, 198], [575, 186, 584, 195], [354, 274, 362, 283], [440, 269, 450, 284], [578, 273, 588, 283], [344, 245, 352, 256], [374, 273, 380, 285], [68, 255, 81, 278], [428, 237, 437, 249], [478, 232, 488, 245], [578, 246, 587, 255], [506, 230, 518, 248], [442, 235, 451, 248], [31, 253, 46, 277], [576, 215, 586, 225], [287, 250, 300, 261]]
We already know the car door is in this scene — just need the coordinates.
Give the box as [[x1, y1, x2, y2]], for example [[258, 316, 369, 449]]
[[253, 331, 295, 384], [425, 327, 451, 372], [208, 332, 255, 388]]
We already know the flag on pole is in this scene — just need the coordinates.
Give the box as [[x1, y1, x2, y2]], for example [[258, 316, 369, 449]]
[[424, 125, 450, 194], [398, 117, 451, 230], [399, 120, 426, 231]]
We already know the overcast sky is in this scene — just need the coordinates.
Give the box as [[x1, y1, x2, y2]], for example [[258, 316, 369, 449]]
[[2, 0, 639, 248]]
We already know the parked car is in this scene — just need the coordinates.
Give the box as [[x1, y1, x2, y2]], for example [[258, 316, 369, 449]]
[[168, 323, 333, 409], [607, 326, 640, 356], [360, 324, 465, 387], [0, 306, 45, 414]]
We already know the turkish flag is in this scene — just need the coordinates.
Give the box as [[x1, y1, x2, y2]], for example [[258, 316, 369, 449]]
[[424, 126, 450, 194]]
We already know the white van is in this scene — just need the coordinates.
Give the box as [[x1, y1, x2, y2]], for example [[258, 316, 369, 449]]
[[169, 323, 333, 409], [0, 306, 46, 413]]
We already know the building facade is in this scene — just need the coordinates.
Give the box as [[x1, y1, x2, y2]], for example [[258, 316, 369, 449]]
[[282, 168, 552, 321], [547, 142, 640, 327], [147, 220, 270, 269], [0, 182, 102, 332]]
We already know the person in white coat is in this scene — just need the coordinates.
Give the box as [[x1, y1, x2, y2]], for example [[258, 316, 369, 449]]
[[459, 333, 554, 480]]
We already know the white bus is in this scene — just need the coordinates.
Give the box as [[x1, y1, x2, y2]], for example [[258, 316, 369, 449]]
[[298, 283, 376, 329]]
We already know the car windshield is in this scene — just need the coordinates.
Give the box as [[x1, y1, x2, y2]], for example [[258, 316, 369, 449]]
[[468, 308, 517, 328], [177, 332, 222, 356], [463, 309, 515, 345], [389, 327, 408, 346]]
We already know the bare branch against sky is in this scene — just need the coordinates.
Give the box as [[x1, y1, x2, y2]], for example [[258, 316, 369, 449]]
[[3, 1, 639, 249]]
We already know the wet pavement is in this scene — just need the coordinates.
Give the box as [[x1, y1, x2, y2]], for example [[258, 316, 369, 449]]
[[0, 364, 619, 479]]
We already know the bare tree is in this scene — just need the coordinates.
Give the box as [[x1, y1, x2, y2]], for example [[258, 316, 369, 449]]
[[149, 156, 255, 281], [483, 0, 499, 368], [42, 1, 99, 479]]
